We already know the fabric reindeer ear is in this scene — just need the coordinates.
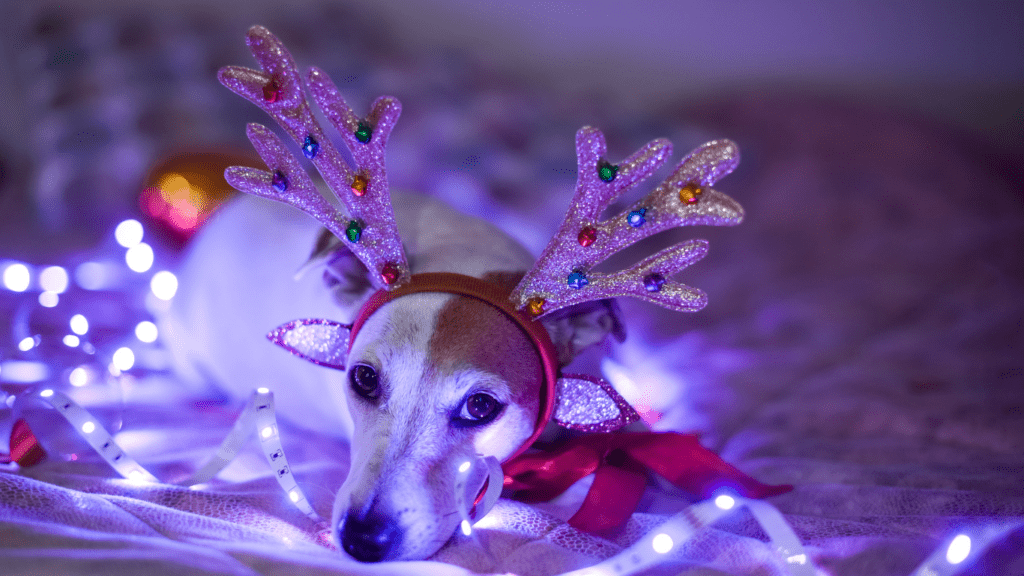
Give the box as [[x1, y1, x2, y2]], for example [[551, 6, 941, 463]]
[[553, 374, 640, 432], [266, 319, 351, 370]]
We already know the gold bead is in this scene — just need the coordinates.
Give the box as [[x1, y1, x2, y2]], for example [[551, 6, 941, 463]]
[[526, 297, 545, 317], [679, 184, 703, 204], [351, 174, 368, 196]]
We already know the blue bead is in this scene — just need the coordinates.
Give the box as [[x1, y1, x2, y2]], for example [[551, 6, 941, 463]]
[[302, 135, 319, 159], [627, 208, 647, 227], [644, 273, 666, 292], [567, 270, 589, 290], [272, 170, 288, 192]]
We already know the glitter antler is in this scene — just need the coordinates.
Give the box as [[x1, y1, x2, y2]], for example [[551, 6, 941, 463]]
[[218, 26, 409, 289], [511, 127, 744, 317]]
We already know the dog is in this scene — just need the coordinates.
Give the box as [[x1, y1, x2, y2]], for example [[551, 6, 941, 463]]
[[162, 25, 746, 562], [163, 189, 625, 561]]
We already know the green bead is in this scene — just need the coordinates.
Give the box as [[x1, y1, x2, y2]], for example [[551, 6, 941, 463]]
[[597, 161, 618, 182], [354, 122, 372, 143], [345, 220, 362, 243]]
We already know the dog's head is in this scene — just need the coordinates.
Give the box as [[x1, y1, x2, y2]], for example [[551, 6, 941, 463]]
[[288, 254, 625, 561]]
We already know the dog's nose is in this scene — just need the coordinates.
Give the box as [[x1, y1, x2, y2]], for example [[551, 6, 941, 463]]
[[339, 508, 400, 562]]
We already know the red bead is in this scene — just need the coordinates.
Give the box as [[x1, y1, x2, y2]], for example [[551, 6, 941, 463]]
[[380, 262, 401, 285], [263, 79, 282, 103], [577, 227, 597, 247]]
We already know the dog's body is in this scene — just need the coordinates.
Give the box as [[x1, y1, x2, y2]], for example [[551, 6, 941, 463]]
[[163, 190, 620, 561]]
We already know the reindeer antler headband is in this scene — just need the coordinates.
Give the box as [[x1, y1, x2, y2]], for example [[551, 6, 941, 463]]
[[219, 26, 744, 451]]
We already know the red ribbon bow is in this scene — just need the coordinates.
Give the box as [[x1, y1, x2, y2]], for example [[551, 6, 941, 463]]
[[503, 431, 792, 534]]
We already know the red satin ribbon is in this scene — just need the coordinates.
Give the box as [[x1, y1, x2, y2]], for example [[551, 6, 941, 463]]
[[503, 431, 792, 534]]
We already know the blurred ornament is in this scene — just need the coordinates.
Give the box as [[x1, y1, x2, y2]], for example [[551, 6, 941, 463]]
[[139, 151, 256, 242]]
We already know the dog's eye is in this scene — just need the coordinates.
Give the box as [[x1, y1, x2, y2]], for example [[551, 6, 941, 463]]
[[349, 364, 380, 399], [455, 392, 502, 426]]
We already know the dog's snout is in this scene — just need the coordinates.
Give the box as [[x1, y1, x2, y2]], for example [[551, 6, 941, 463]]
[[339, 508, 400, 562]]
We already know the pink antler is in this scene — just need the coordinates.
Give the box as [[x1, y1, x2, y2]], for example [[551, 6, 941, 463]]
[[511, 127, 744, 317], [218, 26, 409, 289]]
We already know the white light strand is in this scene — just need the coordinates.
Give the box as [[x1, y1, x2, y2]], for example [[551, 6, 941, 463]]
[[18, 386, 322, 525], [560, 495, 813, 576], [30, 389, 159, 484], [909, 522, 1024, 576]]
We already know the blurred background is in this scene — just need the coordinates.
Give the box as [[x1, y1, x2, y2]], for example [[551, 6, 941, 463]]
[[0, 0, 1020, 254]]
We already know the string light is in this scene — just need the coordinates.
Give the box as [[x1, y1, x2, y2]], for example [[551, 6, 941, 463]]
[[714, 494, 736, 510], [74, 261, 109, 290], [114, 219, 144, 248], [458, 461, 471, 473], [112, 347, 135, 371], [39, 266, 69, 293], [63, 335, 80, 348], [945, 534, 971, 564], [3, 263, 30, 292], [68, 366, 89, 387], [150, 271, 178, 300], [135, 321, 158, 343], [70, 314, 89, 335], [38, 292, 59, 307], [18, 337, 35, 352], [460, 520, 472, 536], [81, 421, 96, 434], [651, 533, 673, 554], [125, 243, 154, 273]]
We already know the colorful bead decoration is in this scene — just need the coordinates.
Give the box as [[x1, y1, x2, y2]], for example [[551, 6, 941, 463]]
[[627, 208, 647, 228], [597, 161, 618, 182], [345, 220, 362, 243], [577, 227, 597, 247], [643, 273, 666, 292], [380, 262, 401, 285], [351, 174, 368, 196], [354, 122, 372, 143], [567, 270, 589, 290], [271, 170, 288, 192], [302, 135, 319, 159], [526, 297, 546, 317], [679, 184, 703, 204], [262, 79, 282, 103]]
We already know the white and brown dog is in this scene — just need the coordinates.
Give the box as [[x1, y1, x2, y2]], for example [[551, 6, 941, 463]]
[[163, 26, 750, 562]]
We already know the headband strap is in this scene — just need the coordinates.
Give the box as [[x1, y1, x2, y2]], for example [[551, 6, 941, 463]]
[[348, 272, 559, 461]]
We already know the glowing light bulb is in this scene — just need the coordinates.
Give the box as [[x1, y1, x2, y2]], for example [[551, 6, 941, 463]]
[[289, 489, 300, 503], [39, 266, 69, 293], [81, 421, 96, 434], [3, 263, 30, 292], [75, 261, 108, 290], [70, 314, 89, 335], [114, 219, 144, 248], [458, 461, 471, 473], [261, 426, 275, 439], [652, 532, 674, 554], [946, 534, 971, 564], [125, 243, 154, 273], [135, 321, 158, 343], [714, 494, 736, 510], [150, 271, 178, 300], [64, 335, 80, 347], [112, 347, 135, 371], [40, 389, 54, 398], [460, 520, 472, 536], [18, 337, 35, 352], [128, 469, 145, 482], [69, 366, 88, 386], [257, 387, 270, 394], [39, 291, 59, 307]]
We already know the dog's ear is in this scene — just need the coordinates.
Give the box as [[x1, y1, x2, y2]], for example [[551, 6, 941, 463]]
[[553, 374, 640, 432], [266, 319, 351, 370], [301, 228, 375, 308], [539, 299, 626, 366]]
